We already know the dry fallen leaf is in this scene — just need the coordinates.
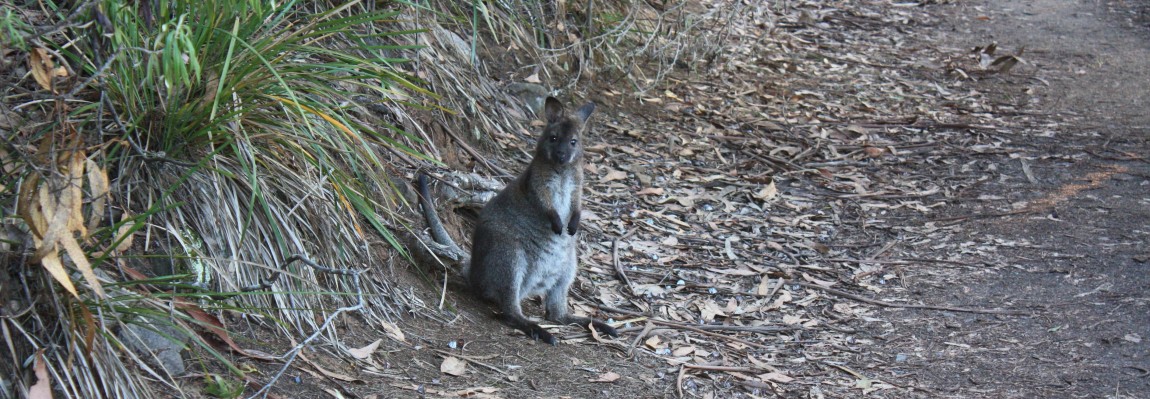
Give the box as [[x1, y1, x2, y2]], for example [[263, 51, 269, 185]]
[[644, 336, 662, 349], [29, 48, 69, 93], [637, 187, 664, 196], [601, 169, 628, 182], [753, 181, 778, 201], [84, 159, 109, 236], [440, 356, 466, 376], [589, 371, 621, 383], [451, 387, 501, 399], [29, 349, 52, 399], [759, 372, 794, 383], [380, 321, 406, 342], [347, 339, 382, 360]]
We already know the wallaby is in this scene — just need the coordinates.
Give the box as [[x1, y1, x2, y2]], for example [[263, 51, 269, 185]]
[[417, 97, 618, 345]]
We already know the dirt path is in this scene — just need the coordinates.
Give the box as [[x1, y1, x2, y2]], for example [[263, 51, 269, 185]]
[[868, 0, 1150, 397], [303, 2, 1149, 398]]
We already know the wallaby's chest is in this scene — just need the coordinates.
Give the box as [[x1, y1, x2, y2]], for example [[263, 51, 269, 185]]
[[544, 173, 577, 223]]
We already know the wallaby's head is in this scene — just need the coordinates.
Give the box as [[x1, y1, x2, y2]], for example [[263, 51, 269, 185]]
[[536, 97, 595, 165]]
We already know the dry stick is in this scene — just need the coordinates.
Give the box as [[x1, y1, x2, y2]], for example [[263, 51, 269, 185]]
[[250, 255, 364, 399], [788, 281, 1030, 315], [626, 322, 656, 357], [823, 257, 982, 267], [598, 306, 775, 350], [929, 209, 1030, 224], [612, 228, 639, 295], [702, 134, 802, 170], [440, 121, 510, 177], [683, 364, 761, 373]]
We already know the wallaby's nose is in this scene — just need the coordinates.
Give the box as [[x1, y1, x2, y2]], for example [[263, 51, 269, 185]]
[[555, 148, 570, 164]]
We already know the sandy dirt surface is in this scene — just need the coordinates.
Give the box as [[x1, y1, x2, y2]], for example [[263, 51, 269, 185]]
[[864, 0, 1150, 397], [250, 1, 1150, 398]]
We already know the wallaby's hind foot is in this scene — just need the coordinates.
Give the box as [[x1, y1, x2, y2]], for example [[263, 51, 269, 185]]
[[557, 315, 618, 338], [590, 319, 619, 338], [523, 323, 558, 346], [501, 314, 558, 345]]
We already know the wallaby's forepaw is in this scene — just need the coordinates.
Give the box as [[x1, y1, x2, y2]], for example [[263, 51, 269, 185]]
[[590, 320, 619, 338], [525, 325, 558, 345], [566, 211, 580, 235], [548, 211, 564, 235]]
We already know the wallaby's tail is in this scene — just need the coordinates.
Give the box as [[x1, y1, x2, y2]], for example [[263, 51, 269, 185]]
[[417, 174, 463, 255]]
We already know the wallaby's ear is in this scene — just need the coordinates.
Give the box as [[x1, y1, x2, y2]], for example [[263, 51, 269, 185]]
[[575, 102, 595, 123], [544, 97, 564, 123]]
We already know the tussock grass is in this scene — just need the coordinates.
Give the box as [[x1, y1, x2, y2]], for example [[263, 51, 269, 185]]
[[395, 0, 739, 167], [0, 0, 735, 396], [3, 0, 432, 396]]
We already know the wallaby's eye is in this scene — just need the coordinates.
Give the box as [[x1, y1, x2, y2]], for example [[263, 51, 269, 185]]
[[550, 135, 558, 142], [570, 139, 578, 145]]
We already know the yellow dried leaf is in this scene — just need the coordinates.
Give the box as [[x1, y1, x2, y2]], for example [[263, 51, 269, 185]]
[[17, 174, 46, 237], [672, 346, 696, 357], [85, 159, 109, 236], [29, 48, 56, 92], [60, 234, 105, 298], [65, 151, 86, 235], [40, 250, 79, 298], [33, 184, 68, 261]]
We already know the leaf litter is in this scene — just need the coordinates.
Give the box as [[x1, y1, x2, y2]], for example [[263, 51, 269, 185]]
[[226, 0, 1110, 397], [420, 0, 1056, 397]]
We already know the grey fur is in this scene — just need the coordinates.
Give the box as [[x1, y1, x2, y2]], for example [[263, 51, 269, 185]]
[[419, 97, 617, 345]]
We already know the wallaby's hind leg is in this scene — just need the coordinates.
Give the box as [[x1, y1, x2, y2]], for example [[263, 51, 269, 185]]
[[543, 276, 619, 338], [484, 252, 557, 345], [500, 299, 557, 345]]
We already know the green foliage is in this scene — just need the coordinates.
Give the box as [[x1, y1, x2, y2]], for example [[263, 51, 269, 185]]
[[2, 0, 435, 397], [202, 374, 245, 398], [83, 0, 435, 260], [0, 6, 32, 50]]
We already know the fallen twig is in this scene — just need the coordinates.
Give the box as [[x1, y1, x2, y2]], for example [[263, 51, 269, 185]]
[[249, 255, 365, 399], [612, 228, 639, 295], [788, 281, 1030, 315], [627, 322, 655, 357], [598, 305, 790, 350]]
